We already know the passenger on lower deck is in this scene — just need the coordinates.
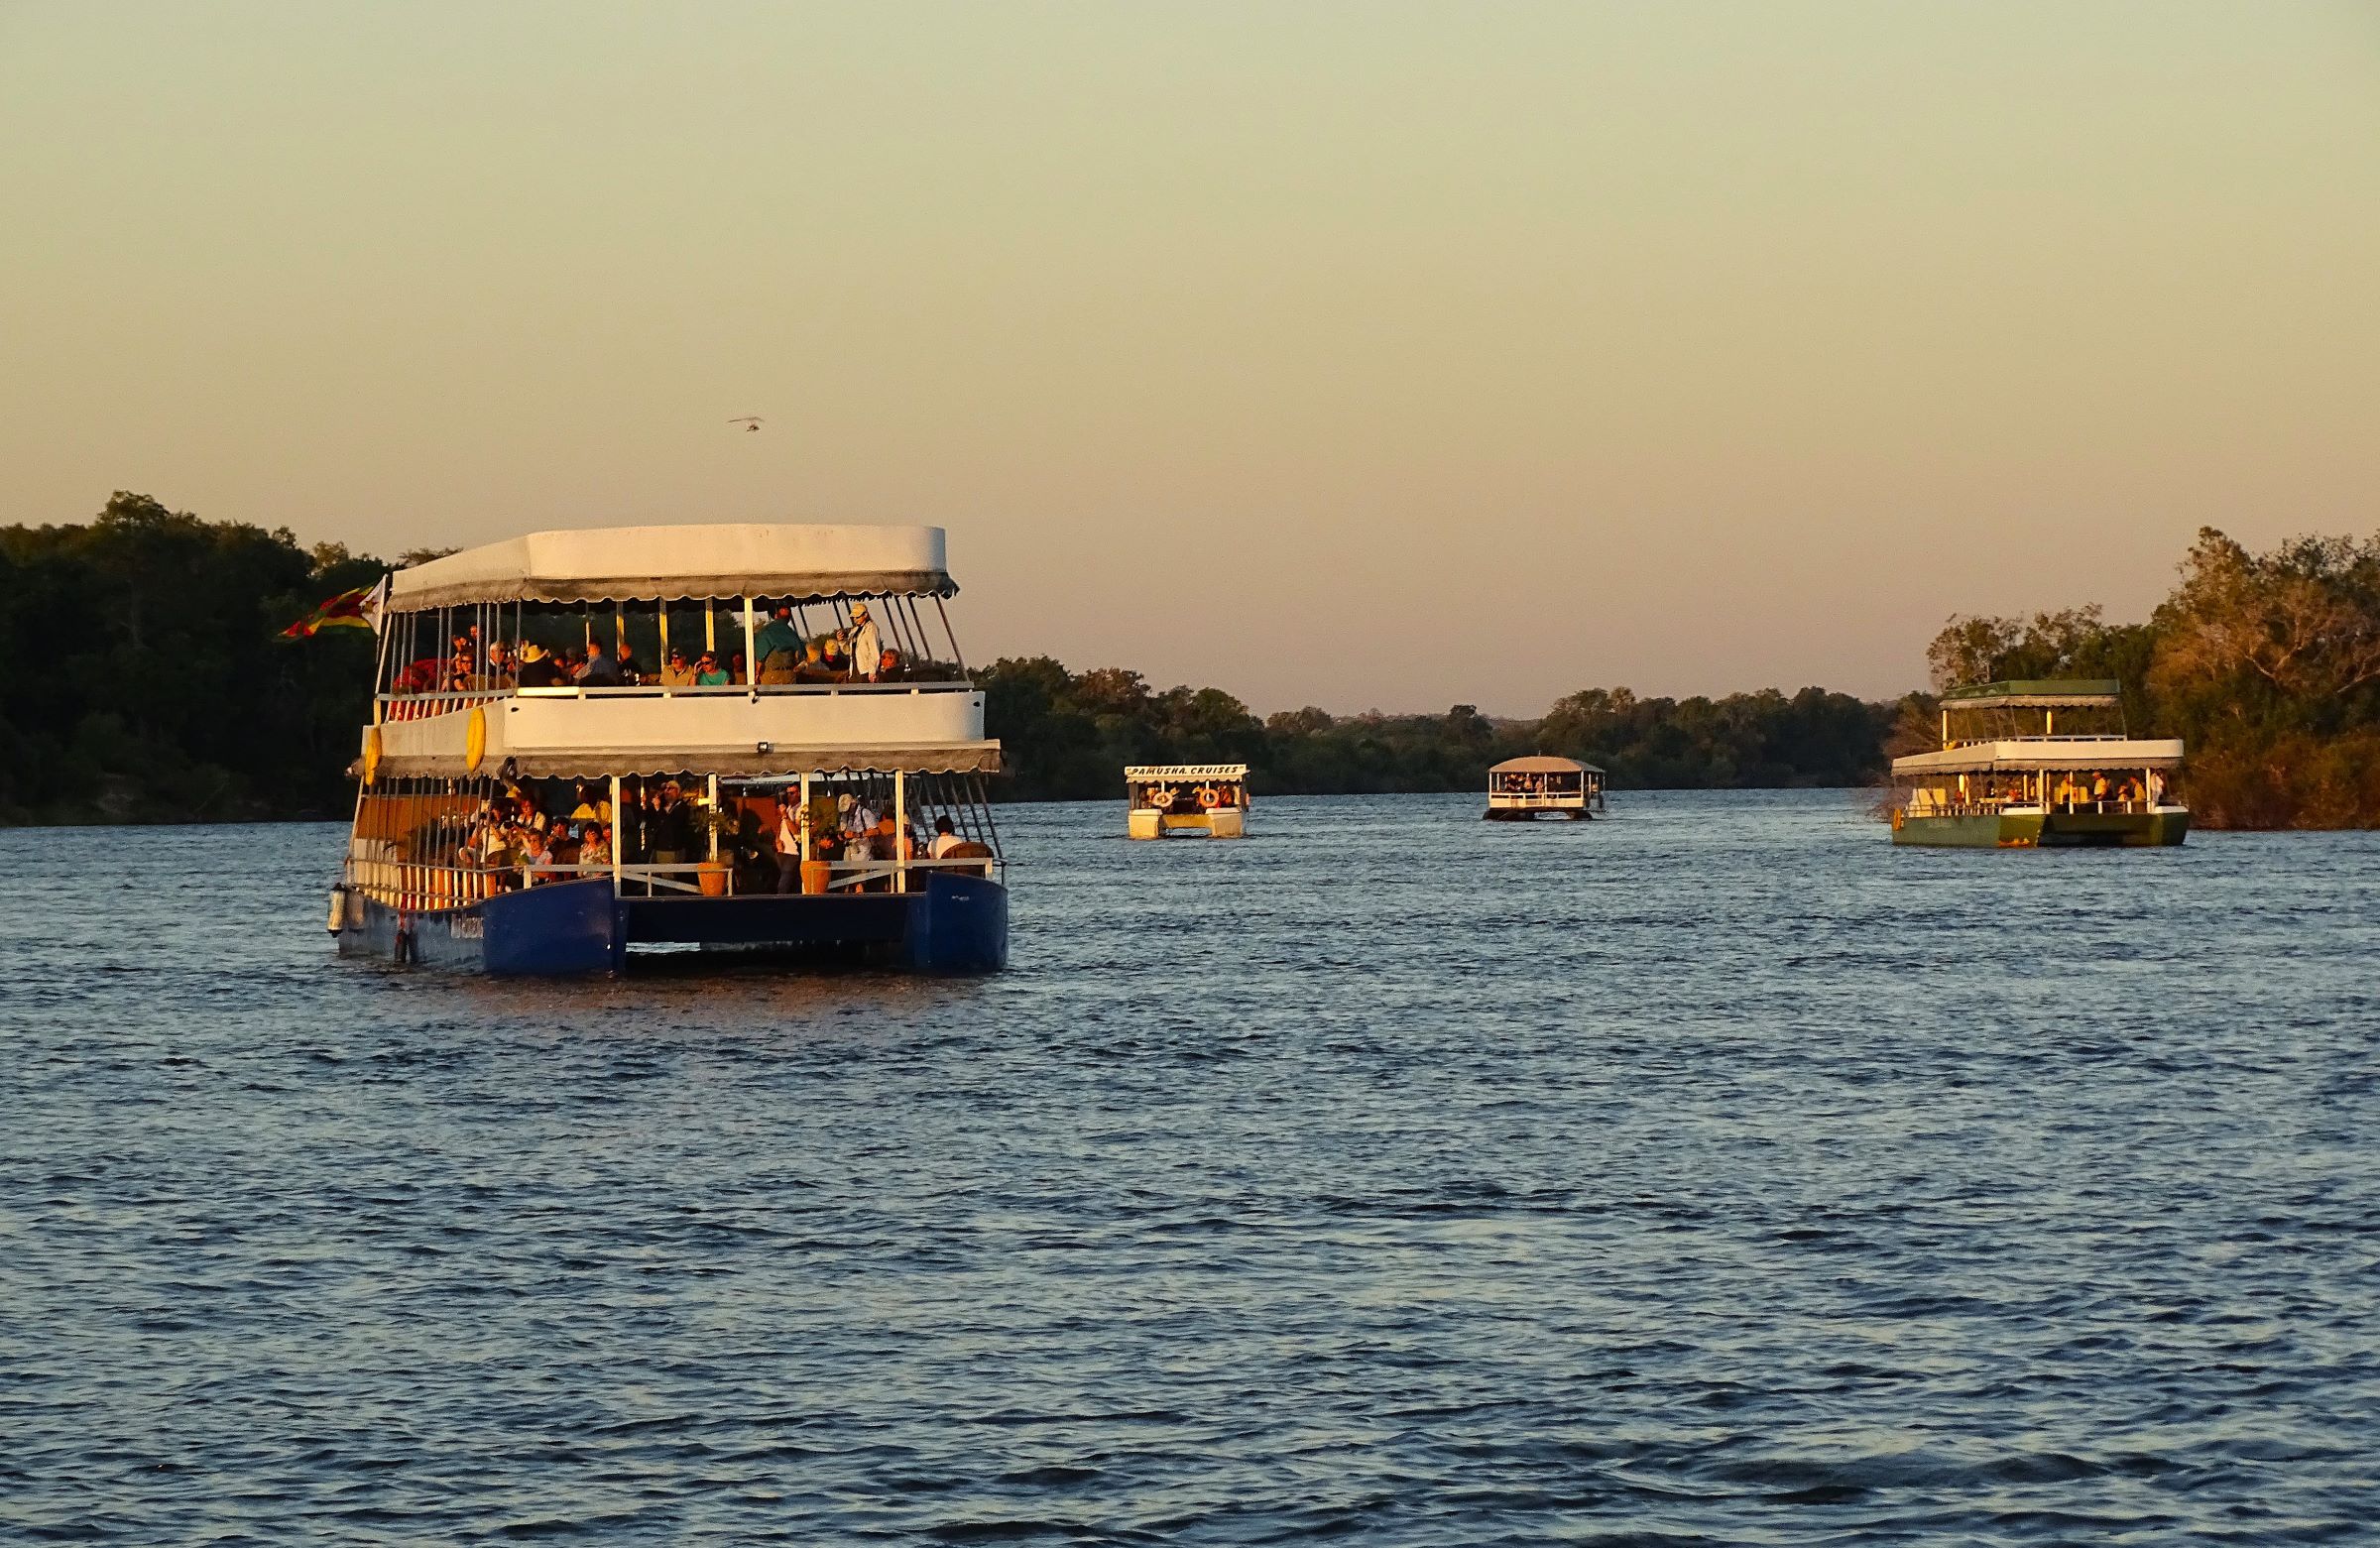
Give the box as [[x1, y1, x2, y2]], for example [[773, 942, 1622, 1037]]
[[772, 788, 805, 893]]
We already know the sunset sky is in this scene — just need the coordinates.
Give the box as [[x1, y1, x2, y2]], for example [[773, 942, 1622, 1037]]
[[4, 2, 2375, 713]]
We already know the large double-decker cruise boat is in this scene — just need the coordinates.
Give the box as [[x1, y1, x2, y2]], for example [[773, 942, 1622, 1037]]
[[1889, 678, 2188, 848], [329, 524, 1008, 974]]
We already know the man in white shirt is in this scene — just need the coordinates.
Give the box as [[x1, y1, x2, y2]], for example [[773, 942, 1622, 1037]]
[[773, 791, 805, 893], [850, 604, 883, 682], [928, 815, 963, 859]]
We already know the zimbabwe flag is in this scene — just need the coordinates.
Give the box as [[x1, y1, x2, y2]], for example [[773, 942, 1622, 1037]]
[[281, 576, 388, 639]]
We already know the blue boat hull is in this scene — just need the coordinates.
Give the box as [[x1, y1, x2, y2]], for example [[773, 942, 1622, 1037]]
[[334, 873, 1008, 976]]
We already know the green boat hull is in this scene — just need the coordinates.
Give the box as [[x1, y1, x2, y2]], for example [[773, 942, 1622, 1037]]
[[1893, 810, 2189, 848]]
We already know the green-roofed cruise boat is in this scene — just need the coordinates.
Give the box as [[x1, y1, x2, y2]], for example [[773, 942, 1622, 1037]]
[[1889, 679, 2189, 848]]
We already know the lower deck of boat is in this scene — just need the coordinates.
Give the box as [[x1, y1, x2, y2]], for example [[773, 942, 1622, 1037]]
[[1894, 809, 2190, 848]]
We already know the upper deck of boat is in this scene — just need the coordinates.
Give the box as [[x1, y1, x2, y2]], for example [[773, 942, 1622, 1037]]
[[1896, 677, 2181, 777], [365, 523, 998, 780]]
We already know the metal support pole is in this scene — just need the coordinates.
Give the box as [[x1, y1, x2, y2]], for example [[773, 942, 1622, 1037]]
[[799, 773, 812, 863], [610, 775, 624, 896], [934, 596, 967, 673], [742, 595, 758, 691], [893, 771, 906, 893]]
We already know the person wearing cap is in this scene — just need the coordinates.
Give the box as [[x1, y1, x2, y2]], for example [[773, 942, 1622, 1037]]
[[849, 604, 882, 683], [648, 778, 697, 868], [660, 649, 695, 688]]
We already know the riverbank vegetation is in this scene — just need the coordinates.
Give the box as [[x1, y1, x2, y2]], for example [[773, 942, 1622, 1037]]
[[972, 660, 1888, 800], [0, 494, 385, 824], [5, 497, 2371, 826]]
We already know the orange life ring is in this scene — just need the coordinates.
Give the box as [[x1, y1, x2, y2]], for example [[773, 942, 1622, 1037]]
[[1145, 786, 1173, 809], [1196, 785, 1222, 809]]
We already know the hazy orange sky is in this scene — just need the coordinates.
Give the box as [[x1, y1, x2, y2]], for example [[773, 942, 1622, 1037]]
[[4, 3, 2376, 713]]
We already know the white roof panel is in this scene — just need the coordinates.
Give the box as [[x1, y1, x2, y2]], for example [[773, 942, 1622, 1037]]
[[389, 524, 953, 609], [1893, 738, 2185, 775]]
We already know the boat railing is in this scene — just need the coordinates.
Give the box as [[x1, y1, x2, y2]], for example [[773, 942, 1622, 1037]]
[[342, 854, 1002, 910], [380, 688, 510, 722], [377, 678, 977, 718], [343, 857, 502, 909], [1941, 732, 2130, 749], [1902, 796, 2165, 817], [1488, 789, 1590, 806]]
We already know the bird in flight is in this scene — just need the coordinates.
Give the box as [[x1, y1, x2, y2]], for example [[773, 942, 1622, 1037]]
[[729, 417, 764, 432]]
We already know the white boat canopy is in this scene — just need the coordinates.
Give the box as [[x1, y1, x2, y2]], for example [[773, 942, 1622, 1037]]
[[1488, 755, 1606, 776], [389, 524, 955, 611], [1893, 738, 2185, 776]]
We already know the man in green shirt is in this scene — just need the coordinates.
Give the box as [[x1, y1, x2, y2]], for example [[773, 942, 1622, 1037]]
[[753, 604, 802, 680]]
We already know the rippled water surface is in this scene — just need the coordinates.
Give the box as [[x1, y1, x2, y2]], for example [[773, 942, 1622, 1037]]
[[5, 791, 2377, 1544]]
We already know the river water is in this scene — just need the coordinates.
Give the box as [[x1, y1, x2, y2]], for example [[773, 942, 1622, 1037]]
[[3, 790, 2375, 1544]]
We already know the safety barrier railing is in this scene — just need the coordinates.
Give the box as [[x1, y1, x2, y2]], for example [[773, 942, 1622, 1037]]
[[344, 853, 1005, 909], [375, 679, 975, 714], [1902, 797, 2162, 818], [343, 858, 501, 910]]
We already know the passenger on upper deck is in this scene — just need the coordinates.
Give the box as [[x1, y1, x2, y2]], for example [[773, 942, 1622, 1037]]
[[516, 643, 566, 688], [577, 638, 623, 687], [694, 652, 729, 686], [850, 605, 882, 682], [661, 650, 694, 688], [755, 605, 803, 677]]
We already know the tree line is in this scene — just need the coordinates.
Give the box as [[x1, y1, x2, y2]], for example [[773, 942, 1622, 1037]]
[[4, 495, 2372, 826], [972, 657, 1889, 800]]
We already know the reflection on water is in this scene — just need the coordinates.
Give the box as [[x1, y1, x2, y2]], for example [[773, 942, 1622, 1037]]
[[3, 791, 2375, 1542]]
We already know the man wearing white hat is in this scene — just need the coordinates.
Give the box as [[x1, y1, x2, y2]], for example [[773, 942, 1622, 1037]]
[[849, 603, 883, 683]]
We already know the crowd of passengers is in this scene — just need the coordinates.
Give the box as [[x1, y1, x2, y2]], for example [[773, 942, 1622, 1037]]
[[1492, 772, 1586, 795], [396, 602, 921, 694], [1962, 773, 2165, 809], [453, 777, 980, 893]]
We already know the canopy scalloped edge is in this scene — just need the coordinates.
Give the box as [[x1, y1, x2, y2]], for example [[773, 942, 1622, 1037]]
[[355, 743, 1003, 780], [393, 571, 956, 612]]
